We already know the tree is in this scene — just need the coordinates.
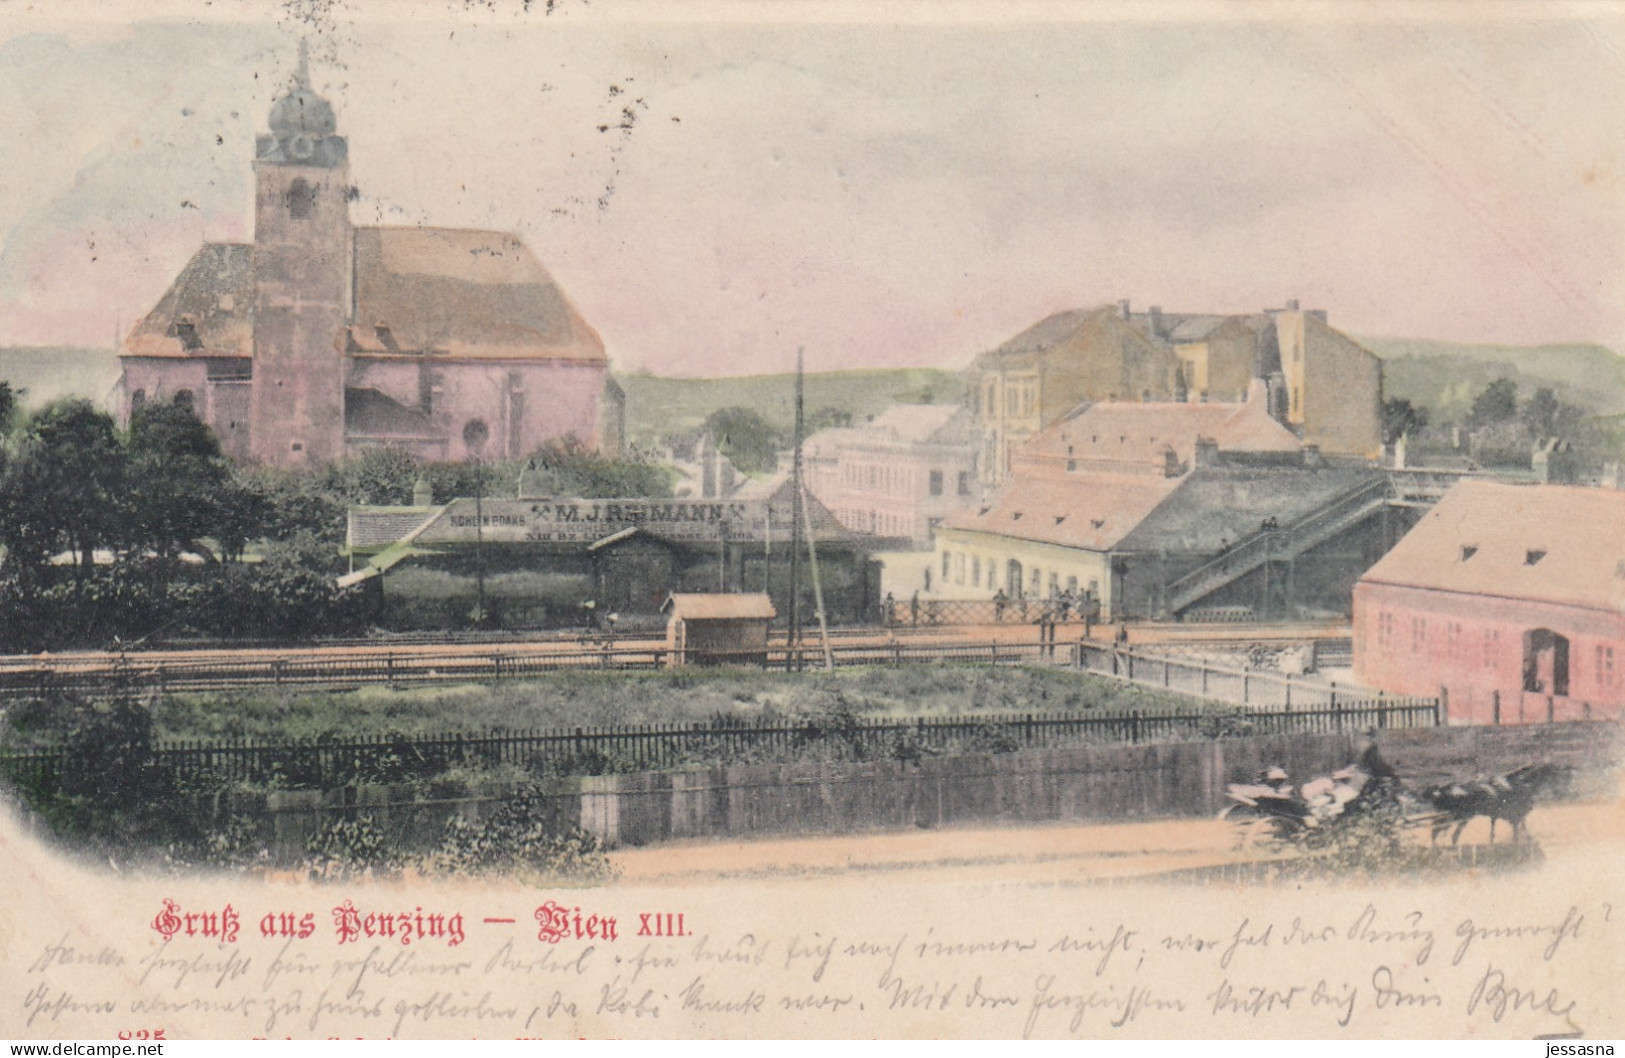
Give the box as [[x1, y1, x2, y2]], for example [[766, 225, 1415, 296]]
[[0, 400, 126, 577], [0, 380, 20, 434], [325, 446, 423, 506], [805, 406, 852, 433], [125, 397, 236, 561], [1514, 386, 1579, 442], [1382, 398, 1429, 445], [522, 437, 673, 498], [1467, 378, 1519, 429], [702, 406, 783, 475]]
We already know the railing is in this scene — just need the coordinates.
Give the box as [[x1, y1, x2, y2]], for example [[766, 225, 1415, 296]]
[[1164, 475, 1393, 614], [0, 640, 1068, 696], [882, 597, 1099, 627], [0, 701, 1441, 792], [1075, 641, 1437, 717]]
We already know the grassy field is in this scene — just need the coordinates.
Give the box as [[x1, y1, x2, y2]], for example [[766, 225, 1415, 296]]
[[133, 665, 1201, 742]]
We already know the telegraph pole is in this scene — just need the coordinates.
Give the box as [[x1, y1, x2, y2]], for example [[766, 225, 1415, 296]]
[[787, 347, 805, 670]]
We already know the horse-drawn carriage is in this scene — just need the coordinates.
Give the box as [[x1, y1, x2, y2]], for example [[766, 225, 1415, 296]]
[[1222, 747, 1569, 853]]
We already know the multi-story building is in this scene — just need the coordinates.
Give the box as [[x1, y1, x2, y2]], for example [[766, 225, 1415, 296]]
[[118, 50, 621, 469], [966, 299, 1381, 485], [803, 404, 979, 547], [929, 388, 1395, 619]]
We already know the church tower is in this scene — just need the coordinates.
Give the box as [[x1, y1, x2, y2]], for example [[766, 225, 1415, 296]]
[[249, 44, 352, 467]]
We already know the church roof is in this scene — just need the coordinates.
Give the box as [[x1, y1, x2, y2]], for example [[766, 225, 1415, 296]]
[[349, 227, 605, 362], [121, 243, 254, 359], [121, 228, 607, 363]]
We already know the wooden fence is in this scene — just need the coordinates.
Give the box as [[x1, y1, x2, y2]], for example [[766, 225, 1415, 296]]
[[0, 699, 1440, 793], [1075, 641, 1423, 711]]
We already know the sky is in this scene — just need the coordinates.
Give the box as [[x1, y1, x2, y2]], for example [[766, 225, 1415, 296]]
[[0, 0, 1622, 378]]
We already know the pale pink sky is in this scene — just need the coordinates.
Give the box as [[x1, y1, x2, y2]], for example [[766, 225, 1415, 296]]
[[0, 1, 1622, 377]]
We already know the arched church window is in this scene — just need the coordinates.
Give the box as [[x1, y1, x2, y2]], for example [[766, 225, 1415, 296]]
[[130, 389, 146, 413], [174, 389, 195, 411], [286, 178, 316, 219]]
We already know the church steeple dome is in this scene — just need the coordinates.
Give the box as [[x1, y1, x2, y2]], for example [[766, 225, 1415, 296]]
[[258, 41, 345, 167]]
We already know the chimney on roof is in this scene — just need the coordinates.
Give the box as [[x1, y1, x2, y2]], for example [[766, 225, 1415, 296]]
[[1193, 437, 1218, 468], [1149, 305, 1165, 338], [1117, 298, 1131, 320], [1286, 298, 1300, 311]]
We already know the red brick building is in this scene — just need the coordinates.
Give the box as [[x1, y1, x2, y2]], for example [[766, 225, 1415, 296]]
[[1353, 480, 1625, 723]]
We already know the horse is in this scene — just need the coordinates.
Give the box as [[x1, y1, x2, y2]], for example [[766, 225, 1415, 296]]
[[1420, 762, 1569, 846]]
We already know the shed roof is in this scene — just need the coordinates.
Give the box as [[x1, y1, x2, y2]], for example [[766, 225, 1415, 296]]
[[662, 593, 778, 620], [1359, 480, 1625, 614]]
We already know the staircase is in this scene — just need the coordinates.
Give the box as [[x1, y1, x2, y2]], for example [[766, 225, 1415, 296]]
[[1164, 475, 1394, 616]]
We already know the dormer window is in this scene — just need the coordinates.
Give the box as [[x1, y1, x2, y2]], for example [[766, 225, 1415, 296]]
[[1526, 549, 1547, 566], [1460, 546, 1478, 561], [175, 318, 202, 351], [1011, 512, 1023, 521]]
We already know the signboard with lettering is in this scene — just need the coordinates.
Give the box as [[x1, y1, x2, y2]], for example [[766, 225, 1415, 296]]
[[412, 498, 798, 547]]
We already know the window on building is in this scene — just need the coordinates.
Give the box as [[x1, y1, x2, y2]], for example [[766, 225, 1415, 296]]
[[1448, 622, 1462, 662], [1048, 573, 1059, 598], [173, 389, 194, 410], [285, 177, 316, 219], [1029, 568, 1041, 596], [942, 551, 951, 578], [1483, 628, 1499, 669], [1410, 616, 1427, 654], [1066, 576, 1078, 593], [1525, 549, 1547, 566], [130, 389, 146, 412], [1598, 645, 1616, 687], [958, 471, 971, 496], [1377, 611, 1394, 649], [971, 555, 981, 584], [929, 470, 944, 496]]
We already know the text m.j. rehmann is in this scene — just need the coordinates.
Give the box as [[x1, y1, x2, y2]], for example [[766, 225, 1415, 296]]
[[1547, 1045, 1613, 1055]]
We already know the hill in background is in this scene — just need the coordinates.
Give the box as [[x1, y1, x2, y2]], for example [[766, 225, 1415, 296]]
[[619, 367, 963, 444], [0, 347, 120, 408], [1361, 336, 1625, 420]]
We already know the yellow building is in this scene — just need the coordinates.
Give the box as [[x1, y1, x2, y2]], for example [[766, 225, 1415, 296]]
[[965, 299, 1383, 486], [926, 391, 1388, 620]]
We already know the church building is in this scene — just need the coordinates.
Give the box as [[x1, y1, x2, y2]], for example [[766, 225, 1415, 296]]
[[117, 50, 622, 468]]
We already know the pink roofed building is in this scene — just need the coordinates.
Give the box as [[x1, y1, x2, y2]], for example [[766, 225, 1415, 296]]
[[116, 51, 621, 469], [1353, 480, 1625, 723]]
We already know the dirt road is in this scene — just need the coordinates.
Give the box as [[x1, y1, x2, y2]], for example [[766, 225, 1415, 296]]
[[608, 798, 1624, 888]]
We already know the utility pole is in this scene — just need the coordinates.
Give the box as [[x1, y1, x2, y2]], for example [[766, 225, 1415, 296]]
[[787, 347, 805, 671]]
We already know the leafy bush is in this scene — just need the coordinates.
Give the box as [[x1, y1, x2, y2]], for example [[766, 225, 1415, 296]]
[[427, 786, 616, 883], [301, 815, 396, 881]]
